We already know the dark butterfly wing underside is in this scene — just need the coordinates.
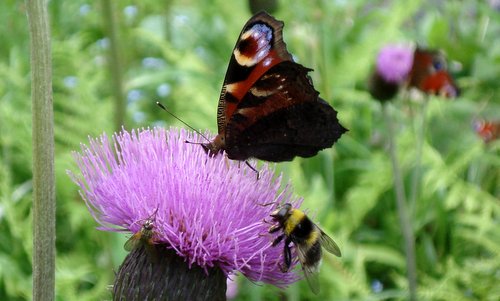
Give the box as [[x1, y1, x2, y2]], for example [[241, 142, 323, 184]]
[[217, 12, 293, 136], [224, 61, 346, 161]]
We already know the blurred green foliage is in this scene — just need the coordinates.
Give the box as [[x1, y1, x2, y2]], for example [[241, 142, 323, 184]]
[[1, 0, 499, 300]]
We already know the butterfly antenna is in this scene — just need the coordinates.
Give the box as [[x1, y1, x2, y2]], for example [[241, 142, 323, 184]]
[[258, 201, 276, 207], [156, 101, 211, 143], [150, 205, 160, 220]]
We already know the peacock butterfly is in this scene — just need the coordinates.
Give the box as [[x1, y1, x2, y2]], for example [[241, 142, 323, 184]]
[[409, 48, 459, 98], [202, 12, 347, 162], [473, 119, 499, 143]]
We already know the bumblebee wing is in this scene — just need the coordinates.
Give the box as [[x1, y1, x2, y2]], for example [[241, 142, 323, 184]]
[[296, 244, 321, 294], [124, 232, 141, 251], [303, 263, 321, 294], [319, 230, 341, 257]]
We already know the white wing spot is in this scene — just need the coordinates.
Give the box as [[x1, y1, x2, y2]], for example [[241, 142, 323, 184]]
[[226, 83, 238, 94]]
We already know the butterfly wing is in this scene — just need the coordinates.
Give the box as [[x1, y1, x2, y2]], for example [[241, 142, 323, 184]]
[[409, 48, 458, 97], [474, 120, 500, 143], [217, 12, 293, 138], [224, 61, 347, 161]]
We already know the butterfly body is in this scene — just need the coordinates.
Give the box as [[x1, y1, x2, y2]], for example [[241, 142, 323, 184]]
[[203, 12, 346, 162]]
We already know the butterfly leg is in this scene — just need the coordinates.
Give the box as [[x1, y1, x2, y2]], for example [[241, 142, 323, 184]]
[[244, 161, 260, 180], [257, 201, 276, 207]]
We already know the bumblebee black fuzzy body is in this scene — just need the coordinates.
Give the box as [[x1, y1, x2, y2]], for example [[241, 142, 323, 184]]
[[268, 203, 341, 294]]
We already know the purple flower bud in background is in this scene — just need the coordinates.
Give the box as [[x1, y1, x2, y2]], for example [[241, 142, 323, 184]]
[[368, 44, 414, 102], [69, 127, 301, 300], [376, 44, 414, 84], [490, 0, 500, 11]]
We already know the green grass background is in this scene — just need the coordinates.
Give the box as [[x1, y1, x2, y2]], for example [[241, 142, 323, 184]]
[[1, 0, 499, 300]]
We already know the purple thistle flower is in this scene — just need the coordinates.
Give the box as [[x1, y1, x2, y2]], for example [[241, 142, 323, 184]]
[[375, 44, 414, 84], [368, 44, 414, 101], [69, 127, 302, 298]]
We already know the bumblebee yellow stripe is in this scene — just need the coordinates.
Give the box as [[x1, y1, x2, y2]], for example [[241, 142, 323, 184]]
[[305, 228, 320, 246], [284, 209, 305, 235]]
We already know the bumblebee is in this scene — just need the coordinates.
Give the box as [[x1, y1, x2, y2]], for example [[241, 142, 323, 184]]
[[268, 203, 341, 294]]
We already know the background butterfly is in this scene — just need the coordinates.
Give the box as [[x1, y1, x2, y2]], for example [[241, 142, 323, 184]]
[[409, 48, 459, 98]]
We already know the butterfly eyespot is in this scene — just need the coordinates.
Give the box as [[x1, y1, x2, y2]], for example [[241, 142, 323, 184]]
[[238, 38, 252, 53], [432, 58, 445, 71]]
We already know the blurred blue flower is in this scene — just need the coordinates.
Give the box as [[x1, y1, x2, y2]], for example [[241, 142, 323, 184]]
[[96, 38, 110, 50], [142, 57, 166, 69], [127, 89, 143, 103], [132, 111, 146, 123], [124, 5, 138, 19], [156, 83, 171, 97], [173, 14, 189, 26], [63, 76, 78, 89], [79, 4, 91, 16], [371, 279, 383, 293]]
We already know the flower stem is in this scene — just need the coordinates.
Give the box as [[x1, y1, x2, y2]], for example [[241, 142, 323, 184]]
[[409, 100, 428, 212], [26, 0, 55, 300], [383, 104, 417, 301], [101, 0, 126, 132]]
